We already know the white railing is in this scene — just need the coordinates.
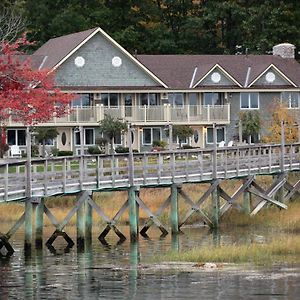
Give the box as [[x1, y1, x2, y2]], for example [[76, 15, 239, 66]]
[[7, 105, 230, 125]]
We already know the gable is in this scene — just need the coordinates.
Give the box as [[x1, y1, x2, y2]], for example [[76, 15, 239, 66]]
[[55, 33, 162, 87], [194, 65, 241, 87], [251, 66, 294, 87]]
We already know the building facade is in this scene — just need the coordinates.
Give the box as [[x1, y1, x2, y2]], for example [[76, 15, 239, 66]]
[[6, 27, 300, 154]]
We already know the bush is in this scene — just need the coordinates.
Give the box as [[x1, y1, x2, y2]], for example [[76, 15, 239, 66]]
[[115, 146, 138, 153], [57, 150, 73, 156], [87, 146, 103, 155], [51, 148, 59, 156], [31, 145, 39, 157], [181, 145, 194, 149], [152, 140, 167, 149]]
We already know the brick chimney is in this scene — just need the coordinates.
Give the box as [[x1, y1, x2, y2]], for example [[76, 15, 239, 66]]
[[273, 43, 296, 59]]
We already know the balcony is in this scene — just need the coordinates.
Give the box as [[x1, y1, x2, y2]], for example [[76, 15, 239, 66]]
[[7, 104, 230, 126]]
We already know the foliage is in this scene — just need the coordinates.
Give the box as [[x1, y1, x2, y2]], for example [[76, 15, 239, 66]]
[[240, 111, 261, 143], [262, 101, 298, 143], [57, 150, 73, 156], [173, 125, 193, 147], [51, 148, 59, 156], [115, 146, 138, 153], [0, 36, 73, 126], [87, 146, 103, 155], [152, 140, 167, 149], [31, 144, 39, 157], [34, 127, 58, 143], [99, 114, 127, 153]]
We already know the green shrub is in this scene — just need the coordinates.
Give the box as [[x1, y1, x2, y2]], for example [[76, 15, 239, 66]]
[[57, 150, 73, 156], [51, 148, 59, 156], [87, 146, 103, 154], [181, 145, 194, 149], [115, 147, 138, 153], [31, 145, 39, 157], [152, 140, 167, 148]]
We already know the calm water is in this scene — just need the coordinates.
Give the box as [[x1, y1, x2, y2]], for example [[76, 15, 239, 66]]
[[0, 227, 299, 300]]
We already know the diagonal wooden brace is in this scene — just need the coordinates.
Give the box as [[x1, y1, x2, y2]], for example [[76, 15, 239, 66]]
[[179, 180, 220, 227], [284, 180, 300, 202], [220, 176, 254, 216], [140, 196, 171, 236], [136, 196, 168, 235], [178, 189, 212, 227]]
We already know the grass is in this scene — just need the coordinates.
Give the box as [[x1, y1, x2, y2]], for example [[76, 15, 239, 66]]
[[157, 235, 300, 265]]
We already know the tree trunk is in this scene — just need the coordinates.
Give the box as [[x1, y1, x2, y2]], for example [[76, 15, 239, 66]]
[[110, 137, 115, 154], [42, 139, 46, 157]]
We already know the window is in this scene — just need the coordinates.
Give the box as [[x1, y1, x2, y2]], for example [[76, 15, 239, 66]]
[[7, 129, 26, 146], [204, 93, 223, 106], [71, 94, 92, 107], [168, 93, 184, 107], [240, 93, 259, 109], [142, 128, 161, 145], [139, 93, 159, 106], [173, 135, 187, 145], [75, 128, 95, 146], [114, 131, 122, 145], [101, 93, 119, 107], [206, 127, 225, 144], [281, 92, 299, 108]]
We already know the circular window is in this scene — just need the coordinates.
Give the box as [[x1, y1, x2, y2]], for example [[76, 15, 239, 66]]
[[193, 130, 199, 144], [211, 72, 221, 83], [74, 56, 85, 67], [112, 56, 122, 67], [61, 132, 67, 146], [265, 71, 276, 83]]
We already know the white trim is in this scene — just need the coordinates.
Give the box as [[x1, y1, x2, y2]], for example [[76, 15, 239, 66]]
[[244, 67, 251, 87], [142, 127, 162, 146], [240, 92, 260, 110], [189, 67, 198, 88], [74, 128, 95, 146], [248, 64, 297, 87], [51, 27, 168, 88], [193, 64, 243, 88]]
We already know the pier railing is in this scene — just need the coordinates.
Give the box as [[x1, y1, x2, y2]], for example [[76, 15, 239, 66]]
[[1, 143, 300, 202]]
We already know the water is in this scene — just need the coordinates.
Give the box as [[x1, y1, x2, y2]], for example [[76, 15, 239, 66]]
[[0, 227, 299, 300]]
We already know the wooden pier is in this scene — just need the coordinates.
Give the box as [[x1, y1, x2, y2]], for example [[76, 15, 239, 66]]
[[1, 142, 300, 256]]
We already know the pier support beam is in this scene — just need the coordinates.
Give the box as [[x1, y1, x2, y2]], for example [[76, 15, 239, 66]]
[[77, 194, 86, 249], [35, 198, 44, 249], [170, 184, 179, 234], [243, 180, 251, 214], [128, 186, 139, 242], [24, 198, 33, 252], [85, 193, 93, 246], [211, 182, 220, 229]]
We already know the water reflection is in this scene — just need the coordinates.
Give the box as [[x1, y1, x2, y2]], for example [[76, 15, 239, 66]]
[[0, 228, 300, 299]]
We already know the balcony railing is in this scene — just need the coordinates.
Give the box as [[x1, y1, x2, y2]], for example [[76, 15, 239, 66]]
[[7, 105, 230, 126]]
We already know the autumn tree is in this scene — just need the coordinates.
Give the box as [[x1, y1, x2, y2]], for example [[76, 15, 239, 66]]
[[0, 36, 73, 155], [262, 101, 298, 143]]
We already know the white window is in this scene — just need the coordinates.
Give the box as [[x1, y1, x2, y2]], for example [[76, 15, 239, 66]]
[[71, 94, 92, 107], [204, 93, 223, 106], [101, 93, 119, 107], [139, 93, 159, 106], [206, 127, 225, 144], [281, 92, 299, 108], [168, 93, 184, 107], [75, 128, 95, 146], [172, 135, 188, 145], [7, 129, 26, 146], [142, 128, 161, 145], [240, 93, 259, 109]]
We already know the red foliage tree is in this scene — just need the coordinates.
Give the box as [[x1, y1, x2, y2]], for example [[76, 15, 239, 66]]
[[0, 36, 73, 126]]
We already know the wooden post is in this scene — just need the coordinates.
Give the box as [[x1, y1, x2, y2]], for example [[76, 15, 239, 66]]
[[128, 186, 138, 242], [211, 182, 220, 229], [280, 120, 285, 172], [24, 198, 33, 252], [26, 127, 32, 198], [85, 192, 93, 245], [212, 123, 217, 178], [35, 198, 44, 248], [170, 184, 179, 234], [77, 194, 86, 248], [243, 183, 251, 214], [239, 119, 243, 143]]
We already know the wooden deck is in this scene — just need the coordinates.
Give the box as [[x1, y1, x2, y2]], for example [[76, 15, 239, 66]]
[[1, 143, 300, 202]]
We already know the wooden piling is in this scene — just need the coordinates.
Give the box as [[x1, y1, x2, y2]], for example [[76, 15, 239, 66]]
[[170, 184, 179, 234], [35, 198, 44, 248], [243, 179, 251, 214], [85, 193, 93, 245], [211, 183, 220, 229], [77, 194, 86, 248], [24, 198, 33, 252], [128, 186, 139, 242]]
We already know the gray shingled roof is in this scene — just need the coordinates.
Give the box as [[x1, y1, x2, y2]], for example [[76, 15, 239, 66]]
[[30, 27, 300, 89]]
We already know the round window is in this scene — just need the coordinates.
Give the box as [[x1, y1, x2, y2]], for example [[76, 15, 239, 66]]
[[112, 56, 122, 67], [265, 71, 276, 83], [211, 72, 221, 83], [61, 132, 67, 146], [193, 130, 199, 144], [74, 56, 85, 68]]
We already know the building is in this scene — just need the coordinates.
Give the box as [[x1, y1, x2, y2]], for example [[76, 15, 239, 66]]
[[5, 27, 300, 154]]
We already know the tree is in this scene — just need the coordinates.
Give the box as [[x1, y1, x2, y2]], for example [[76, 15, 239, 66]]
[[240, 111, 261, 143], [0, 36, 73, 155], [34, 127, 59, 157], [262, 102, 298, 143], [172, 125, 193, 148], [98, 114, 127, 154]]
